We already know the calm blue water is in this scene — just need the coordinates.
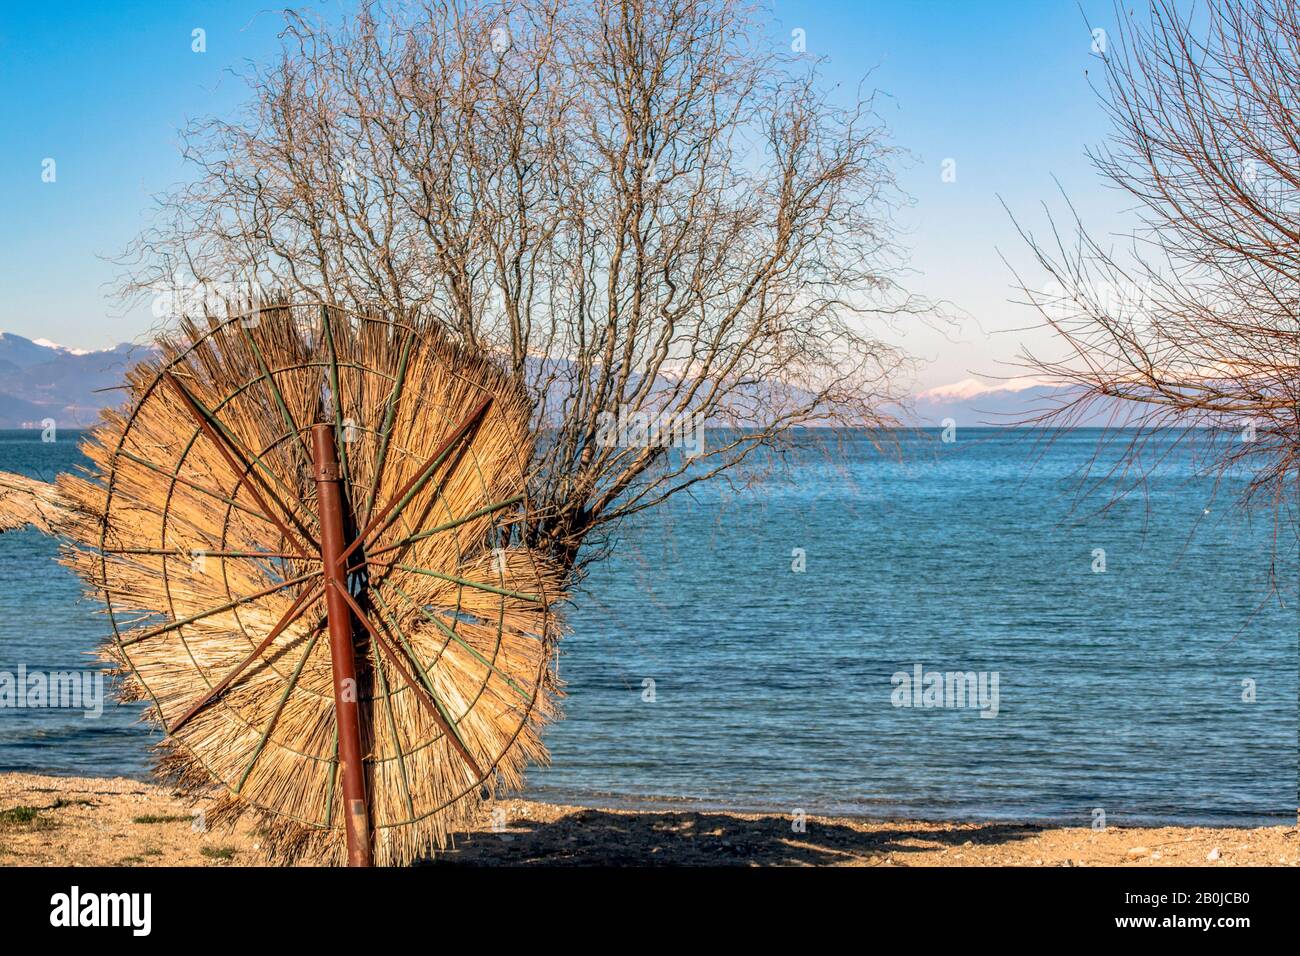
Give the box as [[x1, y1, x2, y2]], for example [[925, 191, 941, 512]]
[[0, 428, 1295, 826]]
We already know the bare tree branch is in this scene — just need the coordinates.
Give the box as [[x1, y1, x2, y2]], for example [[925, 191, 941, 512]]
[[1011, 0, 1299, 555], [121, 0, 925, 569]]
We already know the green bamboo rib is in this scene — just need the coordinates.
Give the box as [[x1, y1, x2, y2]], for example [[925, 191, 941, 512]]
[[166, 580, 326, 735], [381, 581, 533, 703], [331, 583, 482, 779], [120, 569, 321, 646], [385, 563, 542, 603], [118, 449, 271, 522], [170, 374, 319, 544], [189, 384, 303, 505], [365, 495, 524, 558], [371, 588, 450, 695], [368, 595, 479, 764], [373, 646, 417, 820], [364, 331, 414, 522], [359, 491, 521, 598], [239, 322, 312, 457], [236, 626, 324, 792], [359, 429, 470, 555], [341, 397, 492, 578], [323, 729, 339, 827], [108, 548, 316, 560]]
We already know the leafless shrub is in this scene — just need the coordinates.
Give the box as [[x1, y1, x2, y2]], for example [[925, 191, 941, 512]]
[[123, 0, 926, 570], [1009, 0, 1299, 560]]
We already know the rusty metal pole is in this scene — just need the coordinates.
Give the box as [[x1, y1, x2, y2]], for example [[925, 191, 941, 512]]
[[311, 423, 373, 867]]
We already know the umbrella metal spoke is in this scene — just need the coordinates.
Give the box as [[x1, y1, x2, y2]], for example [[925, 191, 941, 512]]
[[121, 569, 322, 647], [339, 395, 492, 569], [175, 373, 314, 509], [330, 580, 485, 781], [167, 579, 326, 734], [379, 582, 535, 703], [370, 588, 451, 696], [164, 372, 318, 554], [367, 561, 543, 603], [236, 624, 325, 791], [118, 449, 274, 524]]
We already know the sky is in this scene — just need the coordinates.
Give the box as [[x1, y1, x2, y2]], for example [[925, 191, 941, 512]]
[[0, 0, 1135, 392]]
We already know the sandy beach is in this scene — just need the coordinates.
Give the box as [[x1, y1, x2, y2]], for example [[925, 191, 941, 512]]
[[0, 772, 1294, 867]]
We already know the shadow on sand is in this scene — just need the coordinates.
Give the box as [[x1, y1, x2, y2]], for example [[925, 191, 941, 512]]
[[422, 808, 1046, 866]]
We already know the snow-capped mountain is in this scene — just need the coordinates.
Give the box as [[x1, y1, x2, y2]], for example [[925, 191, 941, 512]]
[[0, 332, 154, 428], [905, 376, 1128, 427], [0, 330, 1132, 431]]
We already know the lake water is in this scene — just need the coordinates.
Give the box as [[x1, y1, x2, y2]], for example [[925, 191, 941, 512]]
[[0, 427, 1294, 826]]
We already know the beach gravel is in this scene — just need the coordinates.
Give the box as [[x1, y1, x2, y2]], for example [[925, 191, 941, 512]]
[[1, 773, 1295, 867]]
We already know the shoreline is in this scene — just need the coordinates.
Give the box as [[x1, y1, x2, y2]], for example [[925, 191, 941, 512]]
[[517, 788, 1293, 831], [1, 772, 1295, 867], [13, 767, 1290, 830]]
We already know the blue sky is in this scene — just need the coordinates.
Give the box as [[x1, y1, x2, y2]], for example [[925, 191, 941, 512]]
[[0, 0, 1133, 391]]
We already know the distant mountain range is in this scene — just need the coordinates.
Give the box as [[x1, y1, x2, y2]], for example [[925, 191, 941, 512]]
[[903, 376, 1132, 427], [0, 332, 155, 428], [0, 330, 1129, 430], [907, 377, 1064, 427]]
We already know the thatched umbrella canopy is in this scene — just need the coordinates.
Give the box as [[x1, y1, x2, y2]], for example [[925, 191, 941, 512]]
[[0, 471, 66, 535], [3, 304, 565, 865]]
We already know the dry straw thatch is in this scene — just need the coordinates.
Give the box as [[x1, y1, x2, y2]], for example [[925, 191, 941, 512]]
[[5, 304, 566, 865], [0, 471, 69, 535]]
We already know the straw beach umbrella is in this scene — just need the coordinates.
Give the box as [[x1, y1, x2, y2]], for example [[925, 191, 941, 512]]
[[0, 304, 565, 866], [0, 471, 66, 535]]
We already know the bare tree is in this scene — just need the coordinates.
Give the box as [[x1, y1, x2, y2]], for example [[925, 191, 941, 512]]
[[1010, 0, 1299, 547], [123, 0, 921, 570]]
